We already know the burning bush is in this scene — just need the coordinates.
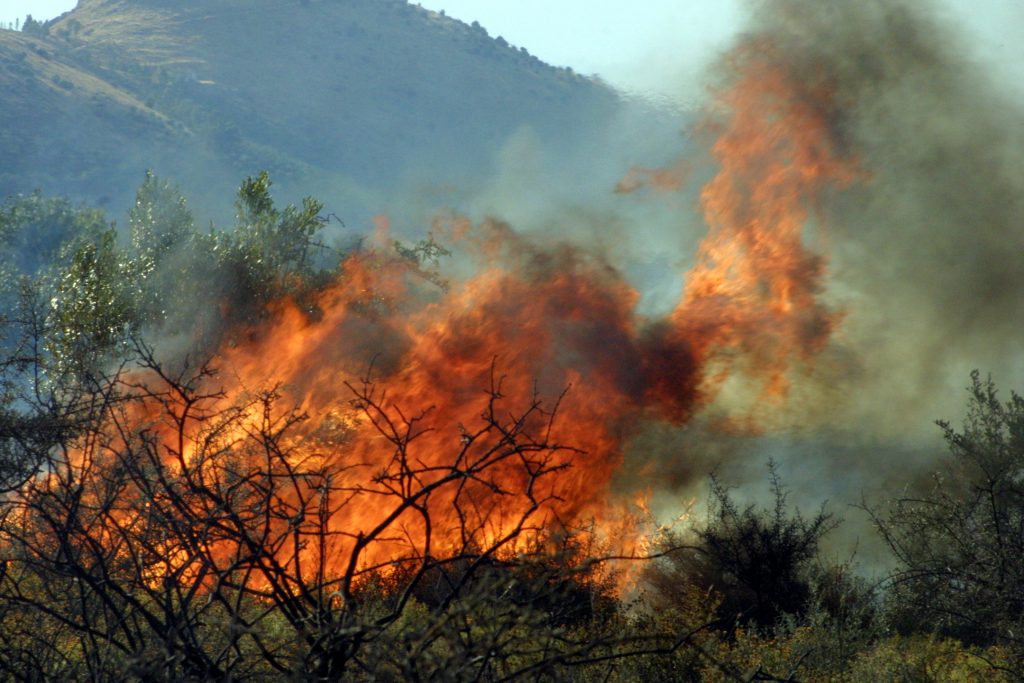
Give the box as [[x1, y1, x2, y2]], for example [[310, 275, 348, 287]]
[[0, 343, 670, 679]]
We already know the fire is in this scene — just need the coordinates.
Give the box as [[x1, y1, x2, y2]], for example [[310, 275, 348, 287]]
[[203, 38, 856, 577], [217, 229, 684, 572], [34, 39, 859, 587], [675, 40, 859, 398]]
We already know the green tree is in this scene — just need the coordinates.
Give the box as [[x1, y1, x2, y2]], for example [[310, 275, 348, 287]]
[[0, 195, 118, 490], [47, 229, 139, 380], [232, 170, 325, 279], [870, 371, 1024, 660], [126, 171, 195, 325], [21, 14, 44, 36], [651, 462, 837, 633], [0, 192, 108, 278], [128, 170, 193, 264], [208, 171, 328, 320]]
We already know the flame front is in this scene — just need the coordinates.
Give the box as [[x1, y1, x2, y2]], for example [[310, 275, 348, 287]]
[[47, 41, 859, 587]]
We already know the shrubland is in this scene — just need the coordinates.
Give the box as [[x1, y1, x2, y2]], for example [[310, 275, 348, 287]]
[[0, 176, 1020, 681]]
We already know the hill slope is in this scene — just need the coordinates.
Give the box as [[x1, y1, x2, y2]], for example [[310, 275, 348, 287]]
[[2, 0, 628, 214]]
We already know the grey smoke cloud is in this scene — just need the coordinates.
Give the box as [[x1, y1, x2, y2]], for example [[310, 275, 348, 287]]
[[741, 0, 1024, 435], [599, 0, 1024, 559]]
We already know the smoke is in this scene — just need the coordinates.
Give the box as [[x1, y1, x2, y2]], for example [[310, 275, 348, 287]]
[[614, 0, 1024, 560], [744, 0, 1024, 430], [277, 0, 1024, 549]]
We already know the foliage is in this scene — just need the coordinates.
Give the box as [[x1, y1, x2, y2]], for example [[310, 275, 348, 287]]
[[0, 172, 334, 383], [48, 229, 139, 379], [0, 195, 116, 491], [795, 562, 883, 675], [848, 635, 1016, 682], [211, 170, 328, 316], [0, 172, 334, 496], [128, 170, 194, 265], [21, 14, 45, 36], [651, 461, 838, 636], [0, 191, 109, 278], [869, 371, 1024, 659], [393, 232, 452, 292], [618, 582, 725, 681]]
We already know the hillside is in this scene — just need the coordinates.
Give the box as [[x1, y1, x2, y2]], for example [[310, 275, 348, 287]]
[[0, 26, 182, 206], [2, 0, 626, 214]]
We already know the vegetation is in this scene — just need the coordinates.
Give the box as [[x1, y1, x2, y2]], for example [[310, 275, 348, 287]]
[[0, 176, 1021, 680], [21, 15, 44, 36], [0, 0, 622, 215], [867, 371, 1024, 672]]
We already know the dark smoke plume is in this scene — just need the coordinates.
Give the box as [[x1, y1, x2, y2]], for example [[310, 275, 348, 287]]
[[751, 0, 1024, 433], [628, 0, 1024, 557]]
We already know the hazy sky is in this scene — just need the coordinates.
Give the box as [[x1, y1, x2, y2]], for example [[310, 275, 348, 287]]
[[415, 0, 745, 103], [4, 0, 72, 25], [4, 0, 1023, 102]]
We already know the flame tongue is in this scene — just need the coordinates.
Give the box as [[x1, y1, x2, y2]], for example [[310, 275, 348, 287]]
[[677, 41, 858, 397]]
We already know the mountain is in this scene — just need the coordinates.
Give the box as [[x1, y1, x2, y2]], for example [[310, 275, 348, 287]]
[[2, 0, 629, 215]]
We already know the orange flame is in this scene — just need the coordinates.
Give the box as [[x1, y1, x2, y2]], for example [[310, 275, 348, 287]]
[[675, 40, 859, 398], [204, 40, 857, 577], [44, 40, 859, 587]]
